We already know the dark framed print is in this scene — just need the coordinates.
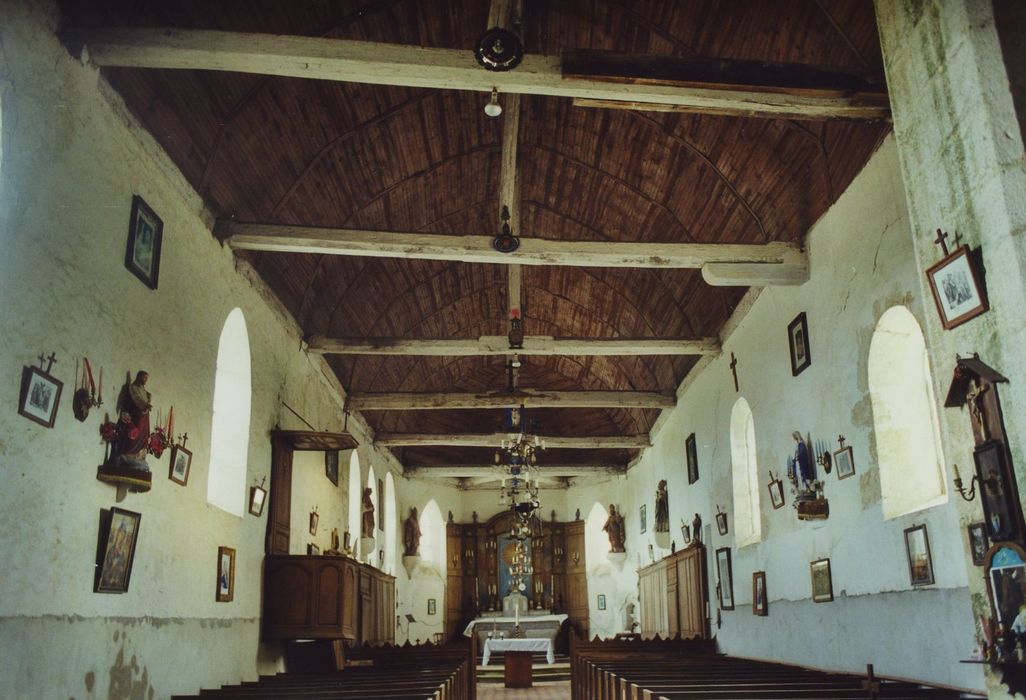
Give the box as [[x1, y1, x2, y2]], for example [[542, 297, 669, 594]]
[[124, 194, 163, 290], [985, 544, 1026, 633], [168, 444, 192, 486], [975, 440, 1017, 541], [427, 598, 437, 616], [810, 558, 833, 603], [640, 504, 647, 534], [307, 543, 320, 555], [926, 245, 988, 330], [833, 445, 855, 480], [752, 571, 767, 616], [249, 485, 267, 517], [768, 477, 785, 510], [686, 433, 699, 484], [325, 450, 339, 486], [95, 507, 142, 593], [216, 546, 236, 602], [597, 594, 607, 611], [681, 522, 692, 545], [716, 547, 734, 610], [904, 524, 935, 586], [787, 312, 811, 376], [309, 510, 319, 536], [716, 510, 728, 536], [968, 522, 988, 566], [18, 365, 63, 428]]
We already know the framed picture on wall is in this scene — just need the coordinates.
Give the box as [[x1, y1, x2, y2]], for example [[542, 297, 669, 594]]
[[94, 507, 142, 594], [834, 445, 855, 480], [752, 571, 767, 616], [925, 245, 988, 330], [968, 522, 988, 566], [249, 484, 267, 517], [716, 547, 734, 610], [309, 510, 319, 536], [904, 524, 935, 586], [680, 522, 691, 545], [768, 476, 785, 510], [216, 546, 236, 602], [168, 444, 192, 486], [640, 504, 647, 534], [18, 365, 63, 429], [686, 433, 699, 484], [307, 543, 320, 555], [427, 598, 437, 616], [124, 194, 163, 290], [325, 450, 339, 486], [715, 510, 728, 536], [975, 440, 1018, 542], [788, 312, 811, 376], [597, 594, 607, 611], [810, 558, 833, 603]]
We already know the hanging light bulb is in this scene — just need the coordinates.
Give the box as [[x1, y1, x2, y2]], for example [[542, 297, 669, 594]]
[[484, 87, 502, 117]]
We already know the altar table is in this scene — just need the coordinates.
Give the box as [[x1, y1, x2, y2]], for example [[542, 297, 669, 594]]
[[481, 637, 556, 665]]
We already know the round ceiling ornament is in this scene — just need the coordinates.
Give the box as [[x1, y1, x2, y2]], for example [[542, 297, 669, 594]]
[[475, 27, 524, 72]]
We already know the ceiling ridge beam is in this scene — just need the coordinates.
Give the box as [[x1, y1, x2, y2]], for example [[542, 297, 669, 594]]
[[348, 389, 676, 410], [219, 221, 808, 285], [307, 335, 720, 356], [376, 432, 650, 448], [63, 28, 889, 120]]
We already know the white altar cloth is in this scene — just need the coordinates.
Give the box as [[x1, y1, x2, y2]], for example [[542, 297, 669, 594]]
[[482, 637, 555, 665], [462, 613, 568, 637]]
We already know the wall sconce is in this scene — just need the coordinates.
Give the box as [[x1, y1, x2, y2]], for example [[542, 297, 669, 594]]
[[953, 463, 978, 501]]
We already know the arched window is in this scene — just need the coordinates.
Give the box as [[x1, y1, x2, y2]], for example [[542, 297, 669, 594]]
[[348, 451, 362, 556], [384, 473, 397, 575], [869, 306, 947, 518], [207, 308, 251, 516], [585, 502, 611, 573], [731, 397, 761, 546], [419, 500, 446, 571]]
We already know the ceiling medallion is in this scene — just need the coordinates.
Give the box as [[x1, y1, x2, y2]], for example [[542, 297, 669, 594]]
[[475, 27, 524, 72], [493, 205, 520, 253]]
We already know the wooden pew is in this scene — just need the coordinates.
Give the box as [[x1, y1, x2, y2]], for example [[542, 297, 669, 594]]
[[570, 633, 980, 700], [172, 638, 476, 700]]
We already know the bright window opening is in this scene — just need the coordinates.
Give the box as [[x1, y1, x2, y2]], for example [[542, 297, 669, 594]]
[[206, 308, 251, 516], [731, 397, 761, 546]]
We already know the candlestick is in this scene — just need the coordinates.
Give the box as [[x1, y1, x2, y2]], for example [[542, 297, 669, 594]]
[[953, 463, 961, 482]]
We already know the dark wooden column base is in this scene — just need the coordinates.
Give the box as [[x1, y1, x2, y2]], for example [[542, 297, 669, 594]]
[[504, 651, 533, 688]]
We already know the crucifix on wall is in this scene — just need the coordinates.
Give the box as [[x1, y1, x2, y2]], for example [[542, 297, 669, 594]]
[[729, 353, 739, 392]]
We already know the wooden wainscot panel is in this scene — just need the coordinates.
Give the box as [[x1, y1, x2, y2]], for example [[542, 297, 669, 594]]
[[316, 565, 342, 627]]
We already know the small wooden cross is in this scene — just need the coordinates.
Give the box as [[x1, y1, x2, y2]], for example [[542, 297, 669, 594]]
[[178, 432, 190, 449], [729, 353, 739, 392], [45, 352, 57, 374], [933, 228, 950, 257], [837, 434, 846, 449], [37, 353, 46, 369]]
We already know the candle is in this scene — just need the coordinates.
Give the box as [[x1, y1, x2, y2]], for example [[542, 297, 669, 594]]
[[98, 366, 103, 400], [953, 464, 961, 482]]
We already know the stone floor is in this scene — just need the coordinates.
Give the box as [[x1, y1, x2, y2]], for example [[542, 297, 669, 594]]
[[477, 682, 571, 699]]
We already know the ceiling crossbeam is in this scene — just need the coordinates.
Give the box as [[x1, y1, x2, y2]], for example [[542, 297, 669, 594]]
[[376, 432, 649, 448], [307, 335, 719, 356], [404, 464, 624, 478], [220, 222, 808, 285], [348, 389, 675, 410], [64, 28, 889, 120]]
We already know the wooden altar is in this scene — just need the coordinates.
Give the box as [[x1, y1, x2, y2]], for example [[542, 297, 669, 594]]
[[444, 511, 588, 644]]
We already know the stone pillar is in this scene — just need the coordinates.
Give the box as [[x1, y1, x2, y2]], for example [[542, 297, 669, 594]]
[[876, 1, 1026, 694]]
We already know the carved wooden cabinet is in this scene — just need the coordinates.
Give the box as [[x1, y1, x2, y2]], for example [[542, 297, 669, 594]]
[[263, 554, 394, 644]]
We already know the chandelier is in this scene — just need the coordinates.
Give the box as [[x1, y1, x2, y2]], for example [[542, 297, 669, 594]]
[[494, 404, 544, 597]]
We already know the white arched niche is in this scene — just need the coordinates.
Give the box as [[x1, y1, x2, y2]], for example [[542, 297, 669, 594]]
[[585, 502, 612, 575], [384, 472, 397, 575], [206, 308, 251, 516], [418, 499, 446, 574], [869, 306, 947, 518], [347, 451, 362, 556], [730, 397, 761, 547]]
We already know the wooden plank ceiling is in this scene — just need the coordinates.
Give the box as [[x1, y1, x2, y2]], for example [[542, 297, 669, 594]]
[[59, 0, 889, 482]]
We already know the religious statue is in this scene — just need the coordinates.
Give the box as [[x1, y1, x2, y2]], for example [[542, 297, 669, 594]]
[[603, 505, 626, 553], [448, 510, 454, 523], [97, 370, 159, 493], [361, 487, 375, 538], [692, 513, 702, 544], [788, 431, 815, 489], [654, 480, 669, 532], [403, 507, 421, 556]]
